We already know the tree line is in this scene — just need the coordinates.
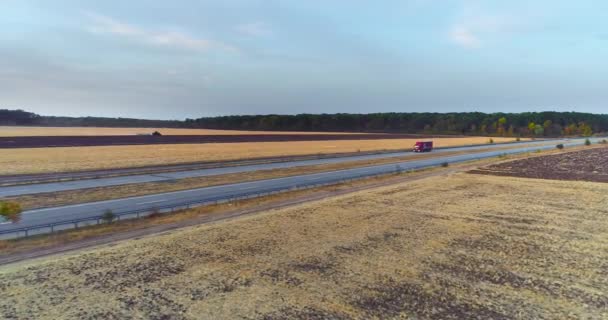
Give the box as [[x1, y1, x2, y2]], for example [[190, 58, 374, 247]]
[[0, 109, 184, 128], [1, 109, 604, 136], [186, 112, 602, 136]]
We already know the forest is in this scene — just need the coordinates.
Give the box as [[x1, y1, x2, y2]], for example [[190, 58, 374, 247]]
[[1, 109, 602, 136]]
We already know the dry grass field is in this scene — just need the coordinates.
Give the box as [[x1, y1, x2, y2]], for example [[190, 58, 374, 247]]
[[0, 126, 364, 137], [0, 137, 520, 175], [1, 173, 606, 319]]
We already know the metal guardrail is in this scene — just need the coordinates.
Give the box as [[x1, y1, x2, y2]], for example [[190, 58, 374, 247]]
[[0, 165, 422, 240]]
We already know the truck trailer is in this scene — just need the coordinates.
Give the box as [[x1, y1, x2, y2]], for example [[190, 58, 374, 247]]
[[413, 141, 433, 152]]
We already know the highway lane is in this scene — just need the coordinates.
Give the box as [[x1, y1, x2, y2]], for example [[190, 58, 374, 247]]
[[0, 137, 597, 235], [0, 139, 563, 197]]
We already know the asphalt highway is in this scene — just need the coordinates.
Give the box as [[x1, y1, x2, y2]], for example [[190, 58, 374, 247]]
[[0, 137, 596, 237], [0, 139, 563, 197]]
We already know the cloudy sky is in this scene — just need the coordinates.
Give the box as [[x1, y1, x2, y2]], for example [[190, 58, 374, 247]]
[[1, 1, 607, 119]]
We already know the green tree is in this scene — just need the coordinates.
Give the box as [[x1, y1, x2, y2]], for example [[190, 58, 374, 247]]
[[0, 201, 22, 222], [507, 125, 514, 137], [543, 120, 553, 136], [580, 123, 593, 137], [528, 122, 536, 135], [564, 123, 578, 136], [494, 117, 506, 136]]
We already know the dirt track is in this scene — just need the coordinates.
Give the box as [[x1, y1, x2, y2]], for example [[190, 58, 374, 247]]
[[470, 147, 608, 182], [0, 133, 447, 148]]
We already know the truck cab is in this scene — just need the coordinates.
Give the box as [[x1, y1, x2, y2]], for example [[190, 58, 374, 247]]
[[413, 141, 433, 152]]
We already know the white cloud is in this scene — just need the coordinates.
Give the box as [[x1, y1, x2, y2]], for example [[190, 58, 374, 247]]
[[86, 12, 236, 52], [448, 12, 525, 49], [449, 25, 480, 48], [235, 22, 273, 37]]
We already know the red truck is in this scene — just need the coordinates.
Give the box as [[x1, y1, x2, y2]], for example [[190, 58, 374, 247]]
[[413, 141, 433, 152]]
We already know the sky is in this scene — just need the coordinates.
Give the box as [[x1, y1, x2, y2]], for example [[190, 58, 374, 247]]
[[1, 0, 607, 119]]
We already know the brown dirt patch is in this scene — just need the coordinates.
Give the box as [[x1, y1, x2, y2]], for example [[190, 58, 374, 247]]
[[0, 133, 462, 149], [470, 147, 608, 182], [0, 126, 364, 137]]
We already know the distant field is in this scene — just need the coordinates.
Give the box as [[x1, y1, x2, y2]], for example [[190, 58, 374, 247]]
[[0, 126, 364, 137], [1, 173, 606, 319], [0, 137, 521, 174]]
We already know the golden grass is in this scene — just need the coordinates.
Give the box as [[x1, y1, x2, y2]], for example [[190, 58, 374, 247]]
[[1, 173, 607, 319], [0, 126, 363, 137], [0, 164, 450, 256], [0, 137, 521, 175]]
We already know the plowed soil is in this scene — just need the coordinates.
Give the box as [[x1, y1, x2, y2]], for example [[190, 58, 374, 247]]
[[470, 147, 608, 182], [0, 126, 362, 137]]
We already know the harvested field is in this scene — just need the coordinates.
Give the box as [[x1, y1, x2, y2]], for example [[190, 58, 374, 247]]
[[471, 147, 608, 182], [0, 133, 450, 149], [0, 126, 364, 137], [0, 137, 519, 175], [1, 173, 607, 319]]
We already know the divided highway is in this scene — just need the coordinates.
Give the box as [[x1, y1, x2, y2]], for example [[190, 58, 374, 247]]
[[0, 137, 595, 238], [0, 139, 562, 197]]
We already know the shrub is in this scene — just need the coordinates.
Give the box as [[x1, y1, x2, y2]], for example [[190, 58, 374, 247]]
[[585, 138, 591, 146], [441, 162, 449, 167], [601, 139, 607, 144], [489, 138, 494, 144], [147, 207, 162, 219], [516, 137, 521, 142], [152, 131, 162, 136], [101, 209, 116, 223], [0, 201, 22, 223], [556, 144, 564, 150]]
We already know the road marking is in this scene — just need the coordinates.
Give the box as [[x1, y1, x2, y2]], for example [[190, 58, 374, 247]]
[[136, 199, 166, 205], [305, 177, 323, 181], [0, 188, 28, 195], [238, 186, 258, 190]]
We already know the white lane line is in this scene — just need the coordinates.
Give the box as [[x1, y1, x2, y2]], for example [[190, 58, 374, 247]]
[[136, 199, 166, 205], [238, 186, 258, 190], [305, 177, 323, 181], [0, 188, 29, 195]]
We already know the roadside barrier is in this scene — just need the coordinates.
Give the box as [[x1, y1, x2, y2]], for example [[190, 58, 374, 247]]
[[0, 165, 421, 240]]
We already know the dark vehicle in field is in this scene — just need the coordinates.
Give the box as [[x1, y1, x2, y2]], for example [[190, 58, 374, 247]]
[[413, 141, 433, 152]]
